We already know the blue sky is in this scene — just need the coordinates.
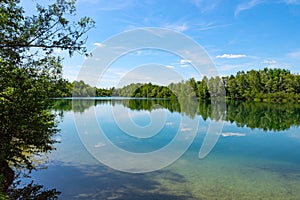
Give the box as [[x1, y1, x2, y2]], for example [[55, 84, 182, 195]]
[[22, 0, 300, 87]]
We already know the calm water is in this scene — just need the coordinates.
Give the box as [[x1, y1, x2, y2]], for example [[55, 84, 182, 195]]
[[27, 98, 300, 199]]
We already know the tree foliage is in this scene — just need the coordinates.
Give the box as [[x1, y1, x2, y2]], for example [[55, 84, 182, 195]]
[[224, 68, 300, 102], [0, 0, 94, 196], [53, 68, 300, 103], [8, 181, 61, 200], [129, 83, 176, 98]]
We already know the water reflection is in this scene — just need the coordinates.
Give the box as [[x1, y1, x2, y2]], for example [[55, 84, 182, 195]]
[[52, 98, 300, 131], [33, 163, 192, 200], [24, 98, 300, 199], [225, 101, 300, 131]]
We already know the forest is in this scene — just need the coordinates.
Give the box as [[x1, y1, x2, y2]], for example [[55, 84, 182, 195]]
[[55, 68, 300, 102]]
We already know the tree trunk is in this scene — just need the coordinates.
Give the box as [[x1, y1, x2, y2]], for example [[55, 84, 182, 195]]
[[0, 161, 14, 192]]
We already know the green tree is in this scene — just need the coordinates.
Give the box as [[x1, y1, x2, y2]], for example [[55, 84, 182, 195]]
[[197, 76, 210, 99], [0, 0, 94, 196]]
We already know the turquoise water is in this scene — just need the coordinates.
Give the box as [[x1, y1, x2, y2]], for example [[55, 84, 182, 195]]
[[28, 99, 300, 199]]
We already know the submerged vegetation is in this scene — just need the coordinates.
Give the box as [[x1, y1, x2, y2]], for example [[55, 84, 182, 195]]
[[55, 67, 300, 102]]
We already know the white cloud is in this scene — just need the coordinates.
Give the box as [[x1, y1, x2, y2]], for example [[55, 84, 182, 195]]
[[165, 65, 175, 69], [196, 22, 232, 31], [128, 49, 160, 56], [180, 59, 192, 65], [164, 23, 189, 32], [180, 127, 192, 132], [190, 0, 220, 13], [93, 42, 106, 48], [235, 0, 264, 16], [262, 59, 277, 65], [94, 142, 106, 148], [221, 132, 246, 137], [235, 0, 300, 16], [216, 54, 247, 59]]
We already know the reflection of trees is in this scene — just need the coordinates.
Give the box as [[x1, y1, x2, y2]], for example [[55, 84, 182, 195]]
[[51, 99, 96, 113], [51, 98, 199, 118], [52, 99, 300, 131], [198, 99, 226, 121], [126, 99, 181, 113], [199, 100, 300, 131], [225, 101, 300, 131]]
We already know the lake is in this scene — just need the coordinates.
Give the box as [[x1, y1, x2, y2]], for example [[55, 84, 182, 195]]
[[27, 98, 300, 199]]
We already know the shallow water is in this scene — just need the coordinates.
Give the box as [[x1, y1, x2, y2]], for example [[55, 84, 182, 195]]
[[27, 99, 300, 199]]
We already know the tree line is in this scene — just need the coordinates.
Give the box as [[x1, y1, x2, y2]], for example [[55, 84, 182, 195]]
[[55, 68, 300, 102]]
